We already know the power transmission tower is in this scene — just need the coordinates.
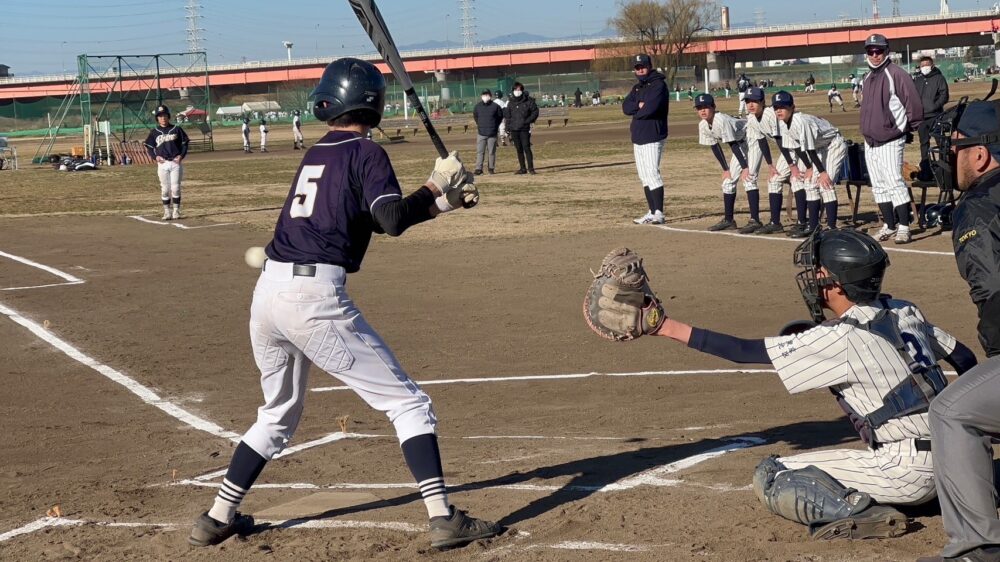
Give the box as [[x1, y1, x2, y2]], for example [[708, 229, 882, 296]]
[[872, 0, 879, 19], [891, 0, 901, 17], [753, 9, 765, 27], [185, 0, 204, 54], [940, 0, 950, 14], [460, 0, 476, 49]]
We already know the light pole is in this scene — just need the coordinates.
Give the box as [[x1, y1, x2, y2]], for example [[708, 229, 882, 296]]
[[282, 41, 293, 62], [315, 25, 320, 57], [445, 14, 450, 52], [578, 3, 584, 43], [61, 41, 68, 74]]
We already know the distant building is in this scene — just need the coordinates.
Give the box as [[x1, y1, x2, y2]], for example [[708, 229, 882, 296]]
[[0, 65, 9, 78]]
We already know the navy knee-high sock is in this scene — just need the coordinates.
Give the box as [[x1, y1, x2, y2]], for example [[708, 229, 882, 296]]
[[794, 190, 807, 225], [747, 190, 760, 222], [641, 186, 653, 212], [894, 204, 911, 227], [878, 202, 896, 229], [723, 192, 736, 221], [807, 200, 822, 230], [401, 433, 451, 518], [651, 186, 664, 213], [824, 201, 838, 228], [769, 192, 783, 225], [209, 441, 267, 523]]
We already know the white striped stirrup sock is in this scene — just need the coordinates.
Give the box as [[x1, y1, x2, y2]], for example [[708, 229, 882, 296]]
[[418, 476, 451, 518], [208, 478, 248, 524]]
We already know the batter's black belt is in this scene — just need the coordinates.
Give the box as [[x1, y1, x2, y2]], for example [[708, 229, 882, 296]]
[[262, 260, 317, 277], [873, 438, 931, 452]]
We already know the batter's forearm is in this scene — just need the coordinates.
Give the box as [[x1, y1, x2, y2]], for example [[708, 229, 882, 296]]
[[372, 186, 437, 236]]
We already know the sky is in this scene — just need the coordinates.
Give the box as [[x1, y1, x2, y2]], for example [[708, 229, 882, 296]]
[[0, 0, 994, 76]]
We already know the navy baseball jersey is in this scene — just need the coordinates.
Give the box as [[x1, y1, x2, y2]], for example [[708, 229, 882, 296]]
[[265, 131, 403, 272], [144, 125, 190, 160]]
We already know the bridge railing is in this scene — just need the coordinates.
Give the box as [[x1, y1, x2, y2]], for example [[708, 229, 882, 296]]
[[707, 9, 999, 37]]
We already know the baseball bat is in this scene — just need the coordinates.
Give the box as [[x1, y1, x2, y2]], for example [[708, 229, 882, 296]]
[[348, 0, 449, 158]]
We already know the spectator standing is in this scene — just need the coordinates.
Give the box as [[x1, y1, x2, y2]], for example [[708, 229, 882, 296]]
[[503, 82, 539, 174], [913, 56, 949, 180], [472, 90, 503, 175]]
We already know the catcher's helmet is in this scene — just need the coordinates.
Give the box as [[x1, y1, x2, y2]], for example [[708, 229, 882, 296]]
[[922, 203, 954, 230], [310, 57, 385, 125], [794, 228, 889, 322]]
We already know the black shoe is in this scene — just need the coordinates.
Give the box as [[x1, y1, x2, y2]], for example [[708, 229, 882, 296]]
[[707, 219, 737, 231], [528, 169, 536, 175], [188, 512, 254, 547], [429, 507, 502, 549], [474, 169, 483, 176], [789, 226, 816, 239], [515, 169, 527, 175], [487, 169, 495, 174], [785, 222, 807, 237], [755, 222, 784, 235], [738, 219, 763, 234]]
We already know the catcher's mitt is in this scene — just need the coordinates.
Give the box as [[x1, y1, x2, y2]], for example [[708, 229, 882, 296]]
[[583, 247, 666, 341]]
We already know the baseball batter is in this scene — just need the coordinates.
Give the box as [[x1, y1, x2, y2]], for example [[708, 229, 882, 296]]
[[292, 110, 304, 150], [259, 119, 269, 153], [143, 105, 189, 220], [645, 229, 978, 539], [241, 117, 252, 153], [187, 58, 499, 550], [696, 93, 758, 231], [741, 87, 789, 234], [624, 53, 669, 225], [860, 33, 924, 244], [828, 84, 847, 112], [775, 91, 847, 236]]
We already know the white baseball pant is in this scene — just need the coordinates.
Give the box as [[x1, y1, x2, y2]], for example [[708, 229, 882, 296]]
[[744, 140, 765, 191], [260, 133, 268, 151], [805, 137, 847, 204], [293, 128, 304, 144], [157, 160, 182, 200], [721, 151, 758, 194], [633, 141, 665, 188], [242, 261, 437, 459], [864, 136, 911, 207], [243, 131, 251, 150], [738, 92, 747, 116], [779, 439, 935, 505], [767, 152, 803, 194]]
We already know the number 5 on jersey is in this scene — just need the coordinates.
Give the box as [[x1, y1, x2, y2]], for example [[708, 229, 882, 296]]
[[290, 165, 325, 218]]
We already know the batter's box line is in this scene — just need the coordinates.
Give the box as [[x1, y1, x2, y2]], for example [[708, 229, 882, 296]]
[[128, 215, 236, 230], [0, 250, 86, 291]]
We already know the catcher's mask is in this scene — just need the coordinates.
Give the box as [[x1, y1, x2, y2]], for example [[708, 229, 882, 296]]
[[794, 228, 889, 323]]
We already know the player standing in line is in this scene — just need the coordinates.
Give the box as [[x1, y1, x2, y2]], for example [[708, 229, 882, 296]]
[[696, 93, 759, 231], [742, 87, 792, 235], [292, 110, 304, 150], [643, 228, 977, 540], [860, 34, 924, 244], [623, 53, 669, 225], [143, 105, 189, 221], [775, 91, 848, 237], [186, 58, 499, 549], [850, 74, 862, 107], [241, 117, 253, 153], [259, 119, 269, 153], [492, 90, 509, 146], [916, 100, 1000, 562], [828, 84, 847, 112]]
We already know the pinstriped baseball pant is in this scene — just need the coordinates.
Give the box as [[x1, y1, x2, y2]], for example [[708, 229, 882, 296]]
[[743, 139, 765, 191], [767, 152, 804, 194], [633, 141, 665, 189], [779, 440, 936, 506], [721, 142, 757, 194], [805, 136, 847, 204], [864, 136, 911, 207]]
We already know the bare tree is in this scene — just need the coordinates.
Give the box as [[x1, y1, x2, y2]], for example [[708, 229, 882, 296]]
[[596, 0, 717, 86]]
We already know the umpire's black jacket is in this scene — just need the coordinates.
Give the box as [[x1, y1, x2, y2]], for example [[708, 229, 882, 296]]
[[953, 167, 1000, 356]]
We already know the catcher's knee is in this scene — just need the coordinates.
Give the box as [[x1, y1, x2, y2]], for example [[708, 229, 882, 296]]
[[753, 458, 872, 526]]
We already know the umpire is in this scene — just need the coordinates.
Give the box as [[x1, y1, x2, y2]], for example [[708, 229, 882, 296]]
[[917, 100, 1000, 562], [914, 56, 949, 180], [623, 53, 669, 225]]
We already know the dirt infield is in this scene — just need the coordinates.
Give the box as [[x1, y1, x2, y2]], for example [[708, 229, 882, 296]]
[[0, 93, 988, 561]]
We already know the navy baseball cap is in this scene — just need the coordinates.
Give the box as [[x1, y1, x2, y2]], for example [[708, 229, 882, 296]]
[[745, 87, 765, 102], [865, 33, 889, 50], [772, 91, 794, 109], [694, 93, 715, 109], [154, 105, 170, 117], [633, 53, 652, 68], [956, 100, 1000, 159]]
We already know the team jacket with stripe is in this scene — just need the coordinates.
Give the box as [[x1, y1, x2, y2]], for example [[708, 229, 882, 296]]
[[860, 61, 924, 146]]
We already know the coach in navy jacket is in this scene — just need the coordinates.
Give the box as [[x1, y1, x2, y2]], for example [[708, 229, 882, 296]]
[[623, 53, 670, 224]]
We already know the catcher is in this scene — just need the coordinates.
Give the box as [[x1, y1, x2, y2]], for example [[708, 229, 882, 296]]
[[583, 231, 977, 540]]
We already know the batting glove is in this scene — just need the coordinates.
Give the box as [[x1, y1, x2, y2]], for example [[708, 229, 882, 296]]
[[428, 151, 467, 194]]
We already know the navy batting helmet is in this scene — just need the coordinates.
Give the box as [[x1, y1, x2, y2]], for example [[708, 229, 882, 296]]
[[794, 228, 889, 322], [310, 57, 386, 125], [922, 203, 954, 230]]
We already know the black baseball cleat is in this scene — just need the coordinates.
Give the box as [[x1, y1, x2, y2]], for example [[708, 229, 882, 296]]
[[429, 507, 502, 549], [738, 219, 763, 234], [474, 169, 483, 175], [515, 169, 527, 175], [188, 511, 254, 547], [789, 226, 816, 239], [785, 222, 808, 237], [487, 169, 495, 174], [809, 505, 907, 541], [528, 169, 536, 175], [707, 219, 737, 232], [755, 222, 784, 235]]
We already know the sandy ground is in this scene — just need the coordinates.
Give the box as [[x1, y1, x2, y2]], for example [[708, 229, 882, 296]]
[[0, 85, 989, 561]]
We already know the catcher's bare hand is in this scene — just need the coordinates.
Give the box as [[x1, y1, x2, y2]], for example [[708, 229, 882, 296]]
[[583, 248, 667, 341]]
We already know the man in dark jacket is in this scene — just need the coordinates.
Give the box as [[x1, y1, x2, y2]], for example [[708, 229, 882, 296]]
[[914, 56, 950, 180], [574, 87, 583, 108], [472, 90, 504, 175], [860, 33, 924, 244], [503, 82, 539, 174], [623, 53, 669, 224], [916, 100, 1000, 562]]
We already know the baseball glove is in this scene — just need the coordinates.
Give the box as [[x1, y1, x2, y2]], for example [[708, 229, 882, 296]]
[[583, 247, 666, 341]]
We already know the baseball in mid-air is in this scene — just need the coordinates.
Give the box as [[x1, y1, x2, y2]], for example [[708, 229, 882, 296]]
[[244, 246, 267, 268]]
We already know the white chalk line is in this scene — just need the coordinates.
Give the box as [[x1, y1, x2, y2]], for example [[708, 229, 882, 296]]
[[0, 249, 86, 291], [0, 517, 178, 543], [128, 215, 235, 230], [310, 368, 777, 392], [0, 301, 241, 443], [545, 541, 652, 552], [656, 224, 955, 257]]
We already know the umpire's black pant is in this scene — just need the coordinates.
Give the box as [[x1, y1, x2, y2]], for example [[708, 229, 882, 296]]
[[917, 114, 940, 179], [511, 129, 534, 172]]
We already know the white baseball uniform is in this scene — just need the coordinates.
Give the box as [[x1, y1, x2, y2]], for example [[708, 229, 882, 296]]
[[862, 70, 911, 208], [828, 88, 845, 109], [242, 122, 251, 151], [292, 114, 304, 146], [779, 112, 846, 204], [259, 123, 269, 151], [699, 112, 749, 194], [765, 299, 958, 505]]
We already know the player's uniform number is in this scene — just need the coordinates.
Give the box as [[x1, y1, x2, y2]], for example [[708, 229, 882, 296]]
[[290, 165, 325, 218], [900, 332, 932, 368]]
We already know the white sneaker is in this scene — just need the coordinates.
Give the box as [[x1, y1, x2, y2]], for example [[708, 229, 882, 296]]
[[633, 211, 654, 225], [894, 225, 911, 244], [875, 224, 897, 242], [647, 211, 665, 224], [171, 207, 181, 220], [162, 208, 172, 220]]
